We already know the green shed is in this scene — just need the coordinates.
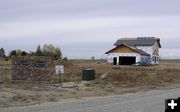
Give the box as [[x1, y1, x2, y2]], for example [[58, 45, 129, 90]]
[[82, 69, 95, 81]]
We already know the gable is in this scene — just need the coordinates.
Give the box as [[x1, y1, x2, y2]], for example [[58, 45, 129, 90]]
[[153, 43, 159, 55], [105, 44, 150, 56], [153, 49, 159, 55], [152, 42, 159, 55], [111, 46, 137, 53], [105, 44, 138, 54]]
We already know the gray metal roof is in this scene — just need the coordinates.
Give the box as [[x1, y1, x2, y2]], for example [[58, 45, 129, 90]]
[[135, 48, 150, 56], [114, 37, 161, 48]]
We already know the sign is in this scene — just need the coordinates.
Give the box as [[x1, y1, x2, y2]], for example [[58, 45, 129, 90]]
[[12, 56, 52, 82], [55, 65, 64, 75]]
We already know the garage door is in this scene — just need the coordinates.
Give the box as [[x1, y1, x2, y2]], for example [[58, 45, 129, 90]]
[[119, 56, 136, 65]]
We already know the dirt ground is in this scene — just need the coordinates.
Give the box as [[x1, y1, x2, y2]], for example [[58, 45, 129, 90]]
[[0, 59, 180, 108]]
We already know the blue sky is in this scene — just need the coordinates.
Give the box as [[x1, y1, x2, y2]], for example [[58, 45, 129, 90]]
[[0, 0, 180, 59]]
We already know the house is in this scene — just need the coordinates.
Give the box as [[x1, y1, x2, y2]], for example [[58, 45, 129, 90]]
[[105, 37, 161, 65]]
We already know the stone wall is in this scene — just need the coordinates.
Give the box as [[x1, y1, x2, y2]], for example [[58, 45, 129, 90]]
[[12, 56, 54, 82]]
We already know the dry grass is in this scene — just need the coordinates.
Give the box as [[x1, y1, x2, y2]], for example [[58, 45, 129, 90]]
[[0, 60, 11, 66], [1, 59, 180, 87], [0, 68, 11, 84], [1, 59, 180, 108], [108, 69, 180, 88]]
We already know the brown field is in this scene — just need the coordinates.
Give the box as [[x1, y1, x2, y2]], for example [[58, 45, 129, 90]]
[[0, 59, 180, 108]]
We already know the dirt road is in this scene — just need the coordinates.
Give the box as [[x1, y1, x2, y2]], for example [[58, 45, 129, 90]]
[[1, 87, 180, 112]]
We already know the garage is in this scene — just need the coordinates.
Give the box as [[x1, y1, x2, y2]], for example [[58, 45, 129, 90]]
[[119, 56, 136, 65]]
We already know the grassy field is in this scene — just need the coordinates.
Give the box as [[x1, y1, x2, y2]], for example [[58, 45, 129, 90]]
[[0, 60, 11, 66], [0, 59, 180, 108]]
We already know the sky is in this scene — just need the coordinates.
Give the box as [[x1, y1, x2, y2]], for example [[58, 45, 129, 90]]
[[0, 0, 180, 59]]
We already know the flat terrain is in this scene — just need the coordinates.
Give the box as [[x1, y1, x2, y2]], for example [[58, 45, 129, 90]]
[[1, 87, 180, 112], [0, 59, 180, 109]]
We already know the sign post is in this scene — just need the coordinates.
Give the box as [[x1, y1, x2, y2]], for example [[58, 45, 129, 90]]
[[58, 71, 61, 84], [55, 65, 64, 84]]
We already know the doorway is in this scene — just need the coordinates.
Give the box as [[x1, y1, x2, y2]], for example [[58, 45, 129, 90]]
[[113, 57, 117, 65]]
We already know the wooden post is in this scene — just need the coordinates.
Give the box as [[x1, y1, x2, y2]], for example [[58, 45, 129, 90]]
[[58, 71, 61, 84]]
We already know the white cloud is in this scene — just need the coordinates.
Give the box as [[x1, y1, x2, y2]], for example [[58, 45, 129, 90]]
[[0, 16, 143, 39], [1, 16, 180, 40], [0, 13, 180, 59]]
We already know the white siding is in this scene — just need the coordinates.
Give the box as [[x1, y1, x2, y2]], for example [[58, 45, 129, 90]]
[[152, 42, 160, 64], [136, 46, 153, 56], [140, 55, 151, 64], [136, 42, 160, 64], [107, 53, 141, 64]]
